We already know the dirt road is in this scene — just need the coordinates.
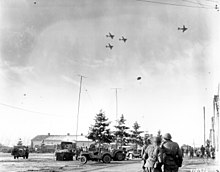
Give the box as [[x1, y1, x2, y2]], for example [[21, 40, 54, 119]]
[[0, 153, 141, 172], [0, 153, 219, 172]]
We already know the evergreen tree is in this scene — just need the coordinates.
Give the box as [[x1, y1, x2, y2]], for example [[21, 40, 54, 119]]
[[114, 114, 130, 146], [87, 110, 113, 144], [130, 121, 143, 149]]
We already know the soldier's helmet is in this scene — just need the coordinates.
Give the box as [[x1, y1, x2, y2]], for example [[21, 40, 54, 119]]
[[153, 136, 162, 144], [163, 133, 172, 140]]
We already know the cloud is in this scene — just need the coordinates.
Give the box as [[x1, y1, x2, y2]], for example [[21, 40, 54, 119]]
[[0, 57, 35, 87], [0, 0, 217, 146], [0, 27, 37, 68]]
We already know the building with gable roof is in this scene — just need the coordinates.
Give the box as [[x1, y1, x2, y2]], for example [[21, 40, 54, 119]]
[[31, 133, 92, 151]]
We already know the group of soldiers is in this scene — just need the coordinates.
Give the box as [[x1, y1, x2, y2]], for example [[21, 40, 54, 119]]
[[199, 145, 215, 159], [141, 133, 183, 172], [195, 145, 215, 159], [181, 144, 215, 159]]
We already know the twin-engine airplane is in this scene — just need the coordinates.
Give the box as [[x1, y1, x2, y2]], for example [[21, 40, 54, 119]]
[[178, 25, 188, 32], [106, 43, 113, 49], [106, 32, 114, 39], [119, 36, 127, 42]]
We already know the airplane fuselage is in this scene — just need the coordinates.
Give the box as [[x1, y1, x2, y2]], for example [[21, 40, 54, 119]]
[[178, 27, 187, 32]]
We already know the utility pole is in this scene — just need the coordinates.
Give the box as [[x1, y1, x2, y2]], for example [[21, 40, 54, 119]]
[[213, 98, 216, 148], [76, 75, 86, 142], [217, 84, 219, 152], [211, 84, 220, 161], [111, 88, 121, 122], [203, 106, 206, 146], [111, 88, 121, 149]]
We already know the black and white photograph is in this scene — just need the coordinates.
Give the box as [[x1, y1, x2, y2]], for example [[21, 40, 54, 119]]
[[0, 0, 219, 171]]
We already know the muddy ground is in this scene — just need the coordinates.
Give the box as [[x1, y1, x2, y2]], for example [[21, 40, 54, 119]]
[[1, 153, 219, 172], [0, 153, 141, 172]]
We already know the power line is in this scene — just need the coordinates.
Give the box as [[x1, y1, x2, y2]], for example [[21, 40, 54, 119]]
[[203, 0, 219, 4], [181, 0, 204, 5], [137, 0, 215, 10], [195, 0, 203, 7], [0, 102, 61, 117], [180, 0, 214, 7]]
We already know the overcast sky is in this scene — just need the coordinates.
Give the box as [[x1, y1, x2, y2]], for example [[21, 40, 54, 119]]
[[0, 0, 219, 146]]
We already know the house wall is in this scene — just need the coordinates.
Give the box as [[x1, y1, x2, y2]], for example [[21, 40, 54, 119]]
[[44, 140, 61, 146], [32, 140, 92, 148], [31, 141, 42, 148]]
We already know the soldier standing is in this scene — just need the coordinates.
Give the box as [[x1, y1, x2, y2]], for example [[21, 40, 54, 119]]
[[143, 137, 162, 172], [141, 139, 151, 171], [25, 146, 29, 159], [210, 145, 215, 159], [200, 145, 205, 158], [161, 133, 183, 172], [205, 145, 210, 158], [189, 146, 194, 158]]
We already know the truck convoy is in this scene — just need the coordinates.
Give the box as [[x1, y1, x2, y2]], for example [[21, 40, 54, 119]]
[[11, 140, 131, 163]]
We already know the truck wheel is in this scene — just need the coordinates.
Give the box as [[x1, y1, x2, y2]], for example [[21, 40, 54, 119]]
[[115, 152, 124, 161], [102, 154, 111, 163], [14, 156, 16, 159], [26, 155, 29, 159], [23, 156, 25, 159], [80, 155, 87, 164]]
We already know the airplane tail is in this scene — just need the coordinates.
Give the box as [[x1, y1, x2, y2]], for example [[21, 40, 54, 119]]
[[178, 28, 181, 30]]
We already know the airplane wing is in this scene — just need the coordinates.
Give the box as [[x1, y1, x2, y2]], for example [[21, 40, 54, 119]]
[[183, 27, 187, 32]]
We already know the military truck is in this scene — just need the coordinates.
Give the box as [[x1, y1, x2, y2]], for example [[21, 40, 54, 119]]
[[79, 143, 125, 164], [112, 149, 126, 161], [55, 141, 76, 161], [11, 146, 29, 159]]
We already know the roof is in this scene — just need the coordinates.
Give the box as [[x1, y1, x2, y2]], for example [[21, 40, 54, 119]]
[[45, 136, 75, 142], [31, 135, 50, 141], [31, 135, 91, 142]]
